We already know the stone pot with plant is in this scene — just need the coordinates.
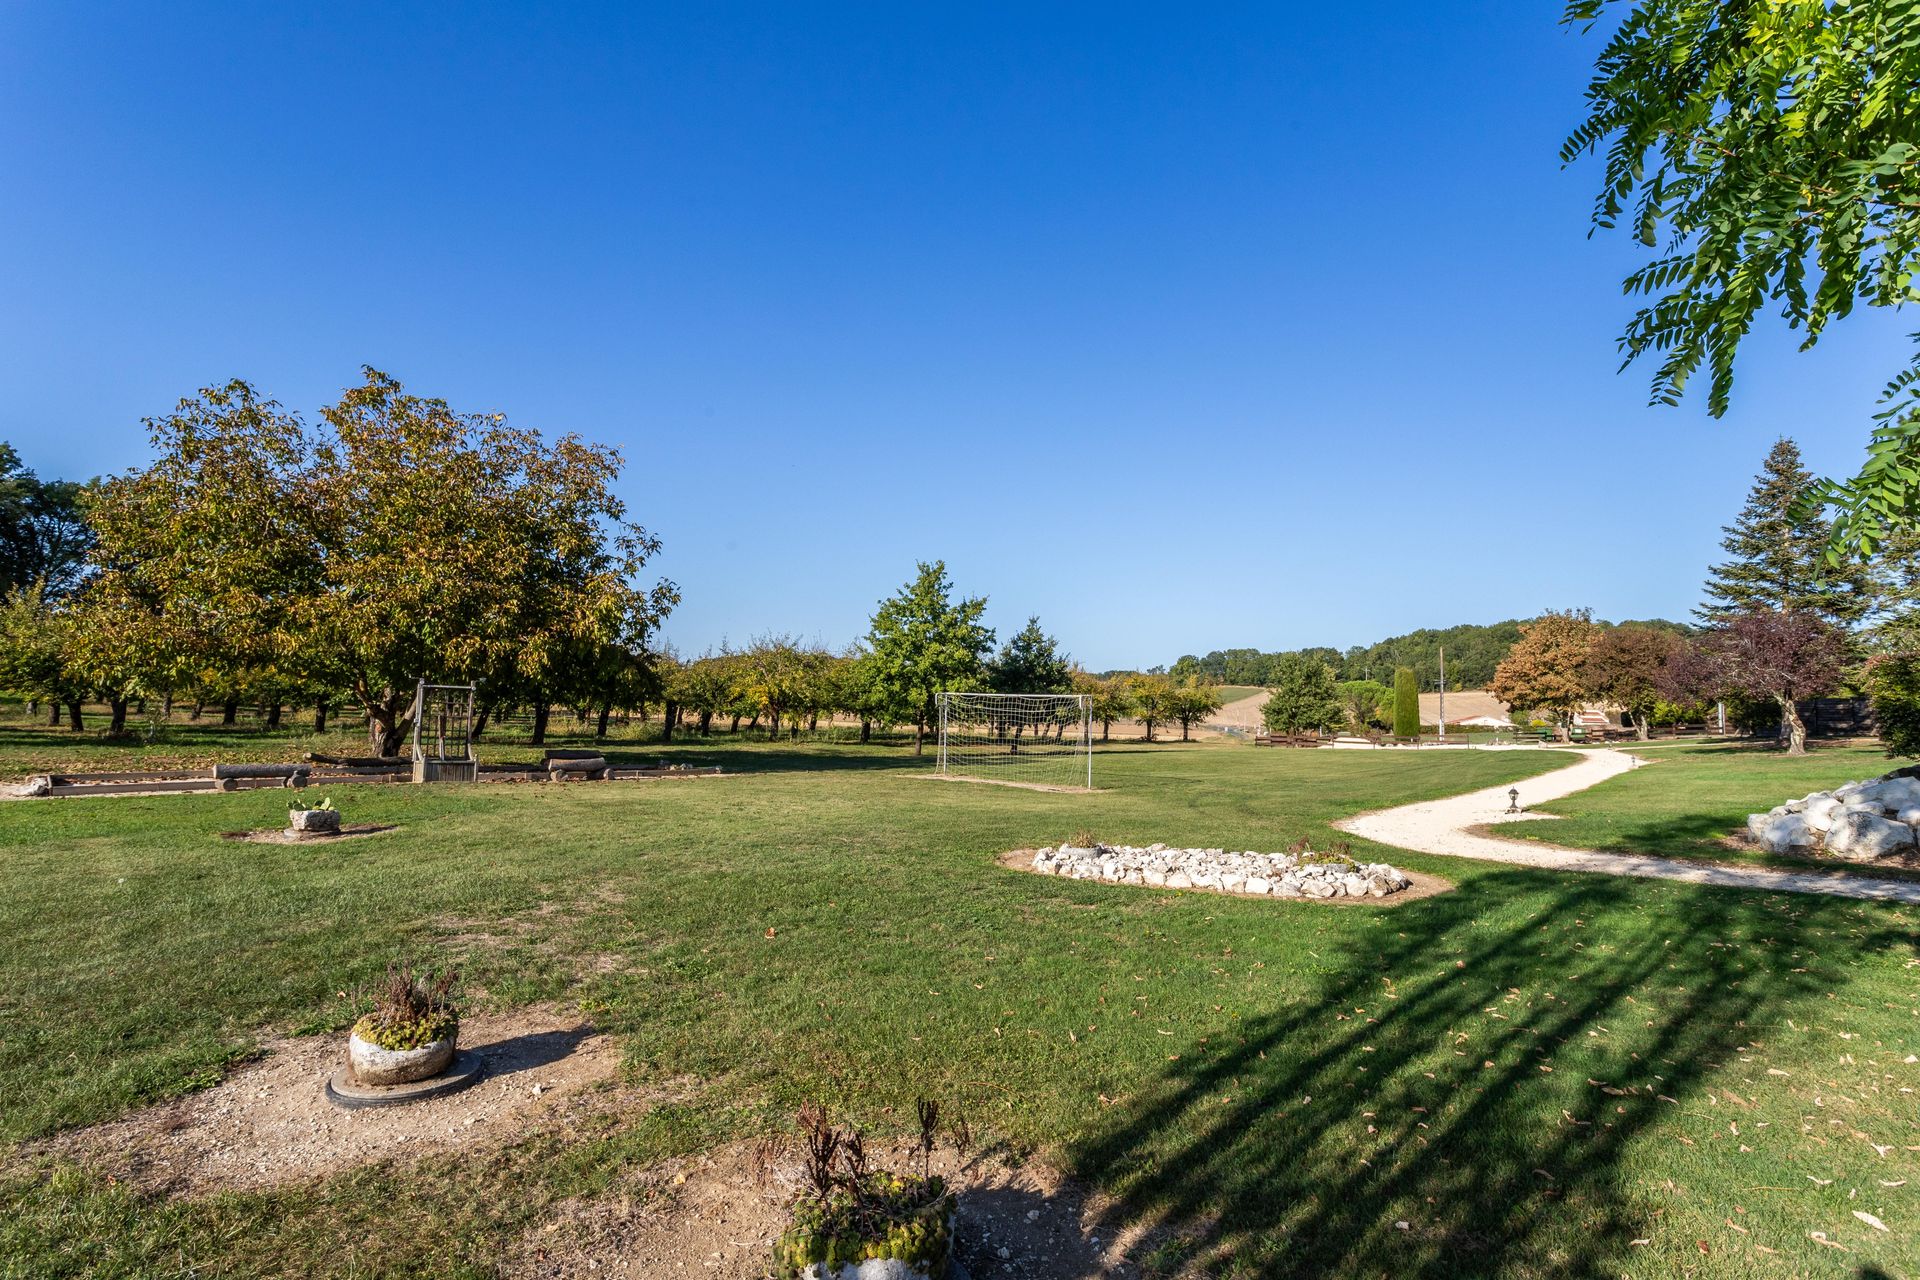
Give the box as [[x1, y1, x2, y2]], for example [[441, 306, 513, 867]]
[[288, 796, 341, 836], [774, 1100, 960, 1280], [347, 964, 460, 1087]]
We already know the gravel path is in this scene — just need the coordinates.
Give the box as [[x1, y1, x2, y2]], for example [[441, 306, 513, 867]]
[[1336, 747, 1920, 904]]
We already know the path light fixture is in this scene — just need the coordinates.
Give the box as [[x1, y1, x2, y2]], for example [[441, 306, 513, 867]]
[[1507, 788, 1522, 814]]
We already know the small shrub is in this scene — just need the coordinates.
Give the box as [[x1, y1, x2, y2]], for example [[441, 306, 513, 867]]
[[1063, 828, 1100, 850], [352, 963, 459, 1051], [775, 1100, 958, 1278], [1870, 654, 1920, 760]]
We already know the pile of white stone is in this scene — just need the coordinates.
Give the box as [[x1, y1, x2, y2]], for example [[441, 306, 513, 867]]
[[1030, 842, 1413, 899], [1746, 769, 1920, 860]]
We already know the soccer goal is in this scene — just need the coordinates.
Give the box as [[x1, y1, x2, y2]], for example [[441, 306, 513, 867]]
[[935, 692, 1093, 791]]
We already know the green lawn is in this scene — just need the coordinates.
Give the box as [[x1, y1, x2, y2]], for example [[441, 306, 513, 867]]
[[2, 731, 1916, 1277], [1512, 739, 1914, 871]]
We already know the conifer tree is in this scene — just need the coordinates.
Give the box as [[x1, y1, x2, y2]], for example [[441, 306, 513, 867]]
[[1391, 666, 1420, 738], [1699, 439, 1866, 627]]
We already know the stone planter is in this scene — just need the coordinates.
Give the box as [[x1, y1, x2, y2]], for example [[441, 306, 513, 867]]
[[289, 808, 341, 835], [348, 1026, 459, 1086]]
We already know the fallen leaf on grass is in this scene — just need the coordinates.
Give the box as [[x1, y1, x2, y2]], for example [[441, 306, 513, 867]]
[[1852, 1211, 1889, 1232]]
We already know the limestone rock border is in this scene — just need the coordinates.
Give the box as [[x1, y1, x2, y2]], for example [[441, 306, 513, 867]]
[[1012, 842, 1440, 903]]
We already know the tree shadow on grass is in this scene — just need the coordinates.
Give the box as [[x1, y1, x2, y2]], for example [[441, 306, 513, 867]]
[[1514, 811, 1920, 884], [1069, 873, 1912, 1278]]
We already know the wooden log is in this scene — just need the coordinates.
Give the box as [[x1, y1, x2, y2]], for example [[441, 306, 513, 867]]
[[546, 754, 609, 779], [304, 752, 407, 767], [211, 763, 311, 780]]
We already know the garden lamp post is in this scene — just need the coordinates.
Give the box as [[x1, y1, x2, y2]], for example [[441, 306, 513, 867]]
[[1507, 787, 1522, 814]]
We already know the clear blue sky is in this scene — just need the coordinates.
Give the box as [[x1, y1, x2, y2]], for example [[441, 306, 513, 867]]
[[2, 3, 1909, 671]]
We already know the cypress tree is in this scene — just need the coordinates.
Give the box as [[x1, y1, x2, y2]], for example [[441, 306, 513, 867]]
[[1699, 438, 1867, 627], [1392, 666, 1420, 737]]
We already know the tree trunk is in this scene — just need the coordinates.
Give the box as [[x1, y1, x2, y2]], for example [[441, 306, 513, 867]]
[[1101, 718, 1112, 743], [190, 701, 203, 721], [596, 704, 612, 738], [699, 709, 713, 735], [314, 704, 329, 733], [161, 692, 173, 718], [66, 702, 82, 731], [266, 703, 282, 729], [109, 699, 128, 734], [221, 701, 237, 726], [47, 702, 60, 726], [914, 718, 925, 755], [531, 703, 551, 746], [1782, 697, 1809, 756], [661, 700, 677, 743], [1180, 720, 1191, 742], [364, 689, 409, 756], [730, 714, 741, 733], [808, 713, 819, 732], [473, 704, 492, 739], [1632, 711, 1650, 741], [859, 718, 871, 743]]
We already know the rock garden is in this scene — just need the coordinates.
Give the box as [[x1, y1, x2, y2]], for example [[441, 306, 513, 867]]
[[1030, 841, 1415, 899], [1745, 767, 1920, 861]]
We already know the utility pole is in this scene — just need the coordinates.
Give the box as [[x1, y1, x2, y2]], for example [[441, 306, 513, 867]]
[[1438, 647, 1446, 744]]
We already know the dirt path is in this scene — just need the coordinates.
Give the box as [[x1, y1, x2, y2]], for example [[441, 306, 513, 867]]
[[1335, 747, 1920, 904]]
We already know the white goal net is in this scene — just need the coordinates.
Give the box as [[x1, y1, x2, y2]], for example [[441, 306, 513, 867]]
[[936, 692, 1092, 791]]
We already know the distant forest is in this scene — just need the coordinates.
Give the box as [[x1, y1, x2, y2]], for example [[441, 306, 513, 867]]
[[1166, 618, 1690, 691]]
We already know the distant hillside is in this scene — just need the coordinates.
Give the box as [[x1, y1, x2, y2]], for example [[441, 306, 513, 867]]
[[1170, 617, 1690, 692]]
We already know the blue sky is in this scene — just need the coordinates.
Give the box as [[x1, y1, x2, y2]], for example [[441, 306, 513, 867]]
[[1, 3, 1910, 671]]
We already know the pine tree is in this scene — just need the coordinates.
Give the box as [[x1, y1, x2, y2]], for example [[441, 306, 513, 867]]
[[1699, 438, 1867, 627]]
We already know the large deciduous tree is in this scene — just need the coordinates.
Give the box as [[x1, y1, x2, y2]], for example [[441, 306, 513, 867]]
[[1490, 610, 1600, 732], [1700, 439, 1866, 626], [1127, 673, 1176, 743], [1263, 655, 1342, 735], [1708, 610, 1847, 756], [1073, 669, 1134, 743], [0, 444, 93, 599], [864, 561, 993, 754], [1166, 680, 1224, 742], [1583, 623, 1684, 740], [84, 370, 675, 754], [1565, 0, 1920, 555]]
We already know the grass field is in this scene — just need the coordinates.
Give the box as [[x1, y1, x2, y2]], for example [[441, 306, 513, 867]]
[[1210, 686, 1264, 707], [1513, 740, 1914, 871], [2, 724, 1916, 1277]]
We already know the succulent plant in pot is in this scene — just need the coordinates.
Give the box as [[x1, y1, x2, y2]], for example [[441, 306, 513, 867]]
[[774, 1099, 961, 1280], [289, 795, 341, 835], [348, 964, 460, 1086]]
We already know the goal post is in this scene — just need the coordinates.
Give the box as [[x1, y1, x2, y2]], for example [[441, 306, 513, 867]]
[[935, 692, 1093, 791]]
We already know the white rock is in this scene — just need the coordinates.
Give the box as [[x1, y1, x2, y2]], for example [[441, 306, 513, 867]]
[[1749, 811, 1813, 853], [1804, 795, 1844, 832], [1825, 811, 1917, 860], [1863, 776, 1920, 811], [1164, 870, 1193, 890]]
